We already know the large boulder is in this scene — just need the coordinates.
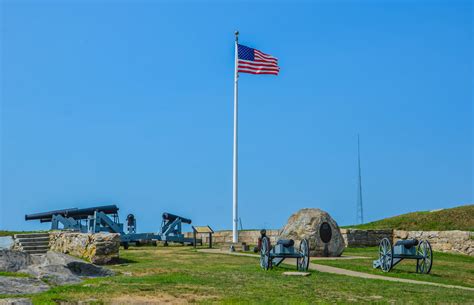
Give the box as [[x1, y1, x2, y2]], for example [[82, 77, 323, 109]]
[[49, 232, 120, 264], [24, 251, 114, 285], [279, 208, 345, 257], [0, 249, 114, 294], [0, 250, 32, 272], [0, 277, 49, 295]]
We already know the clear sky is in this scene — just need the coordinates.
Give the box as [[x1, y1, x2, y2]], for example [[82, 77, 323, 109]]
[[1, 1, 472, 232]]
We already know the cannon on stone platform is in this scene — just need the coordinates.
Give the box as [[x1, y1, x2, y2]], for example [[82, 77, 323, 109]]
[[373, 238, 433, 273], [259, 231, 310, 271], [25, 205, 120, 232], [25, 206, 200, 249]]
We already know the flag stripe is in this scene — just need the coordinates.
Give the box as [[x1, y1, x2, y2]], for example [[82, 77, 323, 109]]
[[238, 68, 280, 73], [238, 59, 278, 68], [237, 69, 279, 75], [254, 52, 277, 60], [238, 65, 280, 72], [254, 49, 277, 60], [238, 63, 279, 70], [254, 56, 277, 64]]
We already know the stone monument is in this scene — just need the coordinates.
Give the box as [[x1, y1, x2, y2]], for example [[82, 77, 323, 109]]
[[279, 208, 345, 257]]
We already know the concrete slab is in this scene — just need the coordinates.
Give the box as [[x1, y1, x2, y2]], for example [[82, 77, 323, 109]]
[[282, 271, 311, 276]]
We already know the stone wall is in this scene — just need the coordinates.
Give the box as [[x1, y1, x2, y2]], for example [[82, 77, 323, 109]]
[[186, 228, 473, 256], [393, 230, 474, 256], [49, 232, 120, 265], [340, 229, 393, 247], [184, 230, 280, 245]]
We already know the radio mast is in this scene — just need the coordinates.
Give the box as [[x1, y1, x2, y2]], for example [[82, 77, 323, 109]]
[[357, 134, 364, 224]]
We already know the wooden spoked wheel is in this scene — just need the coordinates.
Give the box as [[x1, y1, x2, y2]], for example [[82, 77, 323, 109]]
[[379, 238, 393, 272], [260, 236, 271, 270], [416, 240, 433, 274], [297, 239, 310, 271]]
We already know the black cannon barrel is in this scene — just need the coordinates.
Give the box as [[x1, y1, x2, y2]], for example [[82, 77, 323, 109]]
[[25, 208, 78, 221], [65, 205, 119, 220], [162, 212, 192, 224], [25, 205, 119, 222]]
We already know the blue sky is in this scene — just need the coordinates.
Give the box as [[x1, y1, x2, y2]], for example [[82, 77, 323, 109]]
[[1, 1, 472, 232]]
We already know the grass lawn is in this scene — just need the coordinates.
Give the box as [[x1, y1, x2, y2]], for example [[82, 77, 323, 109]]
[[0, 246, 472, 304], [315, 247, 474, 289]]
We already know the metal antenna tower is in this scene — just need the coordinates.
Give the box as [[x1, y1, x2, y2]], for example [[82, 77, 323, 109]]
[[357, 134, 364, 224]]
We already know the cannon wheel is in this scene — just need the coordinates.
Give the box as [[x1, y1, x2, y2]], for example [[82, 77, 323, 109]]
[[297, 239, 310, 271], [260, 236, 271, 270], [416, 240, 433, 274], [379, 238, 393, 272]]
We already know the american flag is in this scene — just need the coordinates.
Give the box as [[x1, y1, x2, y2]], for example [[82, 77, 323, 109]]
[[237, 44, 280, 75]]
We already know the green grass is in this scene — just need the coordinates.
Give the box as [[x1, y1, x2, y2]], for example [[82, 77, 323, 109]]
[[0, 271, 31, 278], [344, 204, 474, 231], [1, 246, 472, 304], [315, 247, 474, 288], [0, 230, 46, 237]]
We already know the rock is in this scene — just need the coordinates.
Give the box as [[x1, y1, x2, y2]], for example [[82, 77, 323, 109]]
[[49, 232, 120, 265], [20, 251, 114, 285], [0, 277, 49, 295], [0, 250, 32, 272], [279, 208, 345, 257], [0, 298, 33, 305], [0, 250, 114, 294], [23, 264, 81, 286], [0, 237, 13, 250]]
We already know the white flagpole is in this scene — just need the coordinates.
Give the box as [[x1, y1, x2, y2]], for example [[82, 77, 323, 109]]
[[232, 31, 239, 243]]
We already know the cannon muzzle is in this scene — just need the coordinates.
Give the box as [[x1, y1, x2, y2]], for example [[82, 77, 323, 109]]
[[162, 212, 192, 224]]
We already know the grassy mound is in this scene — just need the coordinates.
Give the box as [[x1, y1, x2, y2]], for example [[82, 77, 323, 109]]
[[345, 204, 474, 231]]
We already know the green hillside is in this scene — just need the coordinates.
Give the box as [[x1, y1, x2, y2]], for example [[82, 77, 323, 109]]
[[345, 204, 474, 231]]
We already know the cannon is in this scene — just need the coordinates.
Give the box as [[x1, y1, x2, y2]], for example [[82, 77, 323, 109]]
[[25, 208, 79, 221], [162, 213, 192, 224], [259, 231, 310, 271], [160, 212, 195, 245], [25, 205, 120, 232], [25, 206, 199, 249], [26, 205, 119, 221], [373, 238, 433, 274], [126, 214, 136, 234]]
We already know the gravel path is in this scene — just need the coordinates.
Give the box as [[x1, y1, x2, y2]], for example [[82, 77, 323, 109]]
[[198, 249, 474, 292]]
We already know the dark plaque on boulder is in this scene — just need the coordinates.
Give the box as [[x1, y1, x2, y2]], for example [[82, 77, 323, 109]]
[[319, 222, 332, 243]]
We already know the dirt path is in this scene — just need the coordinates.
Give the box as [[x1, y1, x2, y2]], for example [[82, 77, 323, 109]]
[[198, 249, 474, 292]]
